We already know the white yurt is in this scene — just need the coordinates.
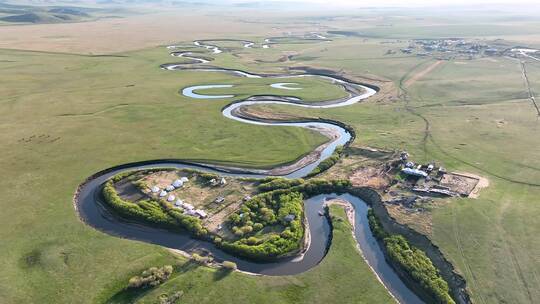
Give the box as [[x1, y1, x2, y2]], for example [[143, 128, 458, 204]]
[[172, 179, 183, 188], [166, 185, 175, 191], [180, 177, 189, 183], [167, 195, 176, 202], [151, 186, 160, 193], [159, 190, 167, 197]]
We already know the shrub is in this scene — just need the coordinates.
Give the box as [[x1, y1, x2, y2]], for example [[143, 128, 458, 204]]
[[199, 172, 219, 182], [306, 146, 343, 177], [128, 265, 173, 289], [367, 209, 455, 304], [220, 192, 305, 260], [191, 253, 209, 264], [159, 291, 184, 304], [257, 178, 304, 192], [222, 261, 237, 270], [253, 223, 264, 231]]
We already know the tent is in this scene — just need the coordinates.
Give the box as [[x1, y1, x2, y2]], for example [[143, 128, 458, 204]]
[[173, 179, 183, 188]]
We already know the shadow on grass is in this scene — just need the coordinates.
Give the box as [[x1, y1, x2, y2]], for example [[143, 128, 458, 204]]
[[176, 260, 201, 273], [213, 268, 233, 281], [106, 287, 152, 304]]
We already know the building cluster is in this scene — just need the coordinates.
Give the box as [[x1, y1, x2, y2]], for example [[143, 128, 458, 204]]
[[149, 176, 208, 219], [398, 152, 458, 197], [209, 177, 227, 187], [400, 38, 505, 59]]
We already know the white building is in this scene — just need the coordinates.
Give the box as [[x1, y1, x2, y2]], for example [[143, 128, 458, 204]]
[[401, 167, 429, 178], [180, 177, 189, 183], [159, 190, 167, 197], [167, 195, 176, 202], [151, 186, 160, 193], [195, 209, 207, 218], [172, 179, 183, 188], [166, 185, 175, 191], [184, 209, 196, 216]]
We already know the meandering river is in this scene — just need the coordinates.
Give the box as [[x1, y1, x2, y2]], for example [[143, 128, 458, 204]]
[[74, 39, 424, 304]]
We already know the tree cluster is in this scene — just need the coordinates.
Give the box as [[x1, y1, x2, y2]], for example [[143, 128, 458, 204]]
[[127, 265, 173, 289]]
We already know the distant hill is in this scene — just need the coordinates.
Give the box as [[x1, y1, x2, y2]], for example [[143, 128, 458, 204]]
[[48, 7, 90, 17], [0, 3, 97, 24]]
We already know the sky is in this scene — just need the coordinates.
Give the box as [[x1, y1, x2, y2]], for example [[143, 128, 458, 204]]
[[260, 0, 539, 7]]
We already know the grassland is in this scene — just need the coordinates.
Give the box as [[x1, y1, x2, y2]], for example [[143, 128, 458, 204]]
[[0, 41, 390, 303], [190, 77, 350, 102], [2, 7, 540, 304], [118, 206, 394, 304], [243, 38, 540, 303]]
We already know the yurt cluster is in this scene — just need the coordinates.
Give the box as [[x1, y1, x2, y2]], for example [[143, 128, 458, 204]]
[[149, 177, 208, 219]]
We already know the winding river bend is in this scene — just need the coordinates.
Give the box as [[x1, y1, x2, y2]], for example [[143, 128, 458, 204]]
[[75, 40, 424, 303]]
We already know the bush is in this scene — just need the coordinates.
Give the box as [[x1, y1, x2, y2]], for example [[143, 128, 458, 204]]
[[368, 209, 455, 304], [199, 172, 219, 182], [192, 253, 211, 264], [306, 146, 343, 177], [367, 209, 389, 239], [128, 265, 173, 289], [257, 178, 304, 192], [222, 261, 237, 270], [221, 192, 305, 260], [253, 223, 264, 231], [159, 291, 184, 304]]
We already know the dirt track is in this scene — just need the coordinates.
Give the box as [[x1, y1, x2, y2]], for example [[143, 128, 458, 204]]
[[404, 60, 444, 87]]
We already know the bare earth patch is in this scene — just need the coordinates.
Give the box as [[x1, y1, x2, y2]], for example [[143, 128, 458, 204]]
[[350, 166, 391, 190], [452, 172, 490, 199], [404, 60, 444, 87]]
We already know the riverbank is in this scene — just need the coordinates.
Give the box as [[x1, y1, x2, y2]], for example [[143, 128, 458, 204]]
[[324, 199, 400, 304], [350, 187, 472, 304]]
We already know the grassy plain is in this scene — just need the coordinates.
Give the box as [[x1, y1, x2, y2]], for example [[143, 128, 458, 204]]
[[245, 36, 540, 303], [131, 206, 393, 304], [0, 46, 335, 303], [191, 77, 350, 102]]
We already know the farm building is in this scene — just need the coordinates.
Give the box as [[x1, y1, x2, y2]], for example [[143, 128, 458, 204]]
[[401, 168, 429, 177]]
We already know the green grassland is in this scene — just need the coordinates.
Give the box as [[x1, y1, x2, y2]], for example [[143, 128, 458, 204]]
[[2, 11, 540, 304], [244, 40, 540, 303], [0, 44, 388, 304], [130, 205, 393, 304], [191, 77, 350, 102]]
